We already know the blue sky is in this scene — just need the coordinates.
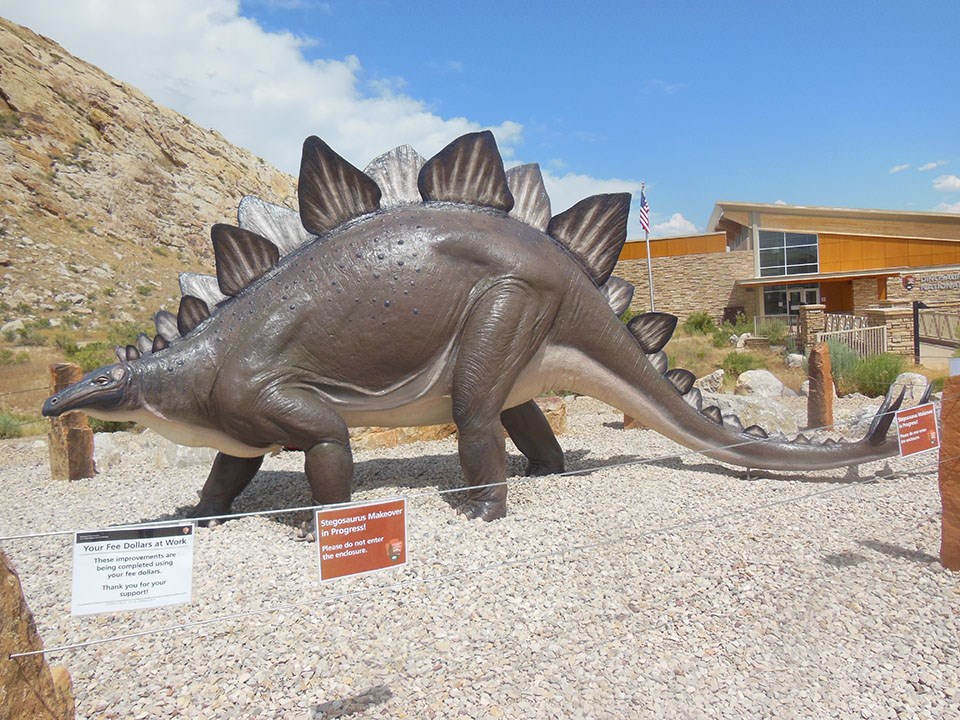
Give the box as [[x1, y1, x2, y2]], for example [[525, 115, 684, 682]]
[[3, 0, 959, 237]]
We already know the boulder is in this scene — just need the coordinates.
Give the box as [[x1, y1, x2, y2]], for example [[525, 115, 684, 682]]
[[735, 369, 793, 397], [0, 318, 25, 336], [1, 551, 75, 719], [888, 372, 930, 406], [694, 369, 724, 393], [785, 353, 805, 369], [700, 392, 799, 436]]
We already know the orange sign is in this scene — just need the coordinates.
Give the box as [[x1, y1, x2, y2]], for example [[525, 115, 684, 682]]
[[895, 403, 940, 457], [316, 498, 407, 581]]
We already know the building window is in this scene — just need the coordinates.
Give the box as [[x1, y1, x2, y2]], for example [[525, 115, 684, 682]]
[[762, 284, 819, 318], [758, 230, 818, 277]]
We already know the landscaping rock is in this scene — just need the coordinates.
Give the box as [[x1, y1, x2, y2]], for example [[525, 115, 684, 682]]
[[0, 550, 75, 720], [700, 392, 799, 435], [694, 369, 724, 393], [785, 353, 805, 369], [735, 369, 792, 397], [888, 372, 930, 406]]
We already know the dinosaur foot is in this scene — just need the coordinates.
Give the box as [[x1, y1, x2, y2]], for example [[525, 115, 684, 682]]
[[294, 518, 317, 543], [456, 499, 507, 522], [524, 460, 564, 477], [186, 502, 231, 528]]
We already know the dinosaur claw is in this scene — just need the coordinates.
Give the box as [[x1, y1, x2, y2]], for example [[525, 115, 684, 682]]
[[456, 499, 506, 522], [294, 519, 316, 542]]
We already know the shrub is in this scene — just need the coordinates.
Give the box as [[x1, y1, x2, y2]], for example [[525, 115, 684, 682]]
[[755, 318, 789, 345], [721, 351, 767, 378], [63, 342, 115, 372], [824, 340, 859, 391], [0, 411, 21, 439], [0, 348, 29, 365], [849, 354, 906, 398], [682, 311, 717, 335]]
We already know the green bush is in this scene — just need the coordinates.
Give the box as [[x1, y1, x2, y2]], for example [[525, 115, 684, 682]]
[[824, 340, 859, 390], [755, 318, 789, 345], [682, 311, 717, 335], [0, 411, 21, 439], [721, 351, 767, 378], [0, 348, 29, 365], [849, 354, 906, 398], [63, 341, 115, 372]]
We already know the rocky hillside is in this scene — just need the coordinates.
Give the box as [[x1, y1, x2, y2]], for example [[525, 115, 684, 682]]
[[0, 17, 298, 333]]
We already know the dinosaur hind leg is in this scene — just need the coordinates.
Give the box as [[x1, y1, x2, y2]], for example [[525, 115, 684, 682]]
[[453, 282, 556, 520], [501, 400, 564, 476]]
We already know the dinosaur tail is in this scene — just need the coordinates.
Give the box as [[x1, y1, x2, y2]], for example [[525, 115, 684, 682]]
[[562, 310, 913, 472]]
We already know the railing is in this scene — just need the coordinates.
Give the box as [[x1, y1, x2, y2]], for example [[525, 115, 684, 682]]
[[824, 313, 867, 332], [753, 314, 800, 334], [816, 325, 887, 357], [918, 310, 960, 348]]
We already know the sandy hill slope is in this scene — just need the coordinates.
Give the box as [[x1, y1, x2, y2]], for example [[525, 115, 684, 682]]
[[0, 16, 298, 331]]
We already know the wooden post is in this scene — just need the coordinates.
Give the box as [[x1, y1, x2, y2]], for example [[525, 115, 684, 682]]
[[807, 342, 834, 430], [940, 371, 960, 571], [47, 363, 95, 480]]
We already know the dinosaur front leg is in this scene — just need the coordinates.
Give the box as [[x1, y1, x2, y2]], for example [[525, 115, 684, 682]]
[[190, 452, 264, 523], [501, 400, 564, 476]]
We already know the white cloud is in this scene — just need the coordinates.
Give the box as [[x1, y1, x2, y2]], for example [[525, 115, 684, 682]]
[[889, 164, 910, 174], [650, 213, 699, 238], [933, 175, 960, 192], [539, 170, 643, 215], [0, 0, 523, 173], [934, 201, 960, 214], [919, 160, 947, 172]]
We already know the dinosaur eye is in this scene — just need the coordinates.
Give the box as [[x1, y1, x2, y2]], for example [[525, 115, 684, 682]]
[[93, 375, 110, 386]]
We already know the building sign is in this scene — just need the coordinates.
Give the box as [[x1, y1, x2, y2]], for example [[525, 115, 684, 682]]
[[894, 403, 940, 457], [316, 498, 407, 581], [901, 271, 960, 292]]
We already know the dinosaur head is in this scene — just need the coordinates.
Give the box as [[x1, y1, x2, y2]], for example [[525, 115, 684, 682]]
[[42, 362, 140, 419]]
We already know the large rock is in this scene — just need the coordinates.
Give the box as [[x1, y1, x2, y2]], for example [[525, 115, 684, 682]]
[[735, 369, 797, 397], [1, 550, 75, 719], [888, 372, 930, 406], [700, 393, 798, 436], [694, 369, 724, 393], [785, 353, 805, 369]]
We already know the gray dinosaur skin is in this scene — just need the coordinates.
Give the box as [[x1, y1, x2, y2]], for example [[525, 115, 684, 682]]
[[43, 198, 900, 521]]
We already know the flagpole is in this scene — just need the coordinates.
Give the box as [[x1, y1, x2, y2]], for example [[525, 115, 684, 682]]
[[641, 182, 655, 311], [645, 226, 654, 311]]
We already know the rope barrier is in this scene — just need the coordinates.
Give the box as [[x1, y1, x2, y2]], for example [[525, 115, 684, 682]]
[[2, 377, 954, 657], [0, 395, 950, 543], [11, 452, 948, 660], [0, 386, 49, 397]]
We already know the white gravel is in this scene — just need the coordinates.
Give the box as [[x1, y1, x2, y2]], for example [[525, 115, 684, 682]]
[[2, 396, 958, 719]]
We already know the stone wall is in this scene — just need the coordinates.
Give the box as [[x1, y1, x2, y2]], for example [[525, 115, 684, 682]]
[[852, 278, 879, 315], [615, 250, 754, 322], [865, 305, 914, 356]]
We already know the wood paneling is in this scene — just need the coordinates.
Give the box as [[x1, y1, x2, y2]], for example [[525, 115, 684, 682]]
[[819, 233, 960, 273]]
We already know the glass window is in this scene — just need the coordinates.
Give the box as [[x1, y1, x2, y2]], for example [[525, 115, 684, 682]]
[[756, 230, 818, 276]]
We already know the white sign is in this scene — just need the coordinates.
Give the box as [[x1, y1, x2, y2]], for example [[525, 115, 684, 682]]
[[72, 523, 195, 616]]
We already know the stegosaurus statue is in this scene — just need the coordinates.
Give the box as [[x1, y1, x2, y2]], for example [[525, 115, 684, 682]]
[[44, 131, 912, 523]]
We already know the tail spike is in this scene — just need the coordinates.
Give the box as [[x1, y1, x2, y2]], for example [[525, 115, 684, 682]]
[[867, 387, 906, 446]]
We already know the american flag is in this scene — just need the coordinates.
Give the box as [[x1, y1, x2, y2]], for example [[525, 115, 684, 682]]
[[639, 186, 650, 234]]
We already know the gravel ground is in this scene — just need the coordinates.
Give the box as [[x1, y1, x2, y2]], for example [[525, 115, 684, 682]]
[[2, 396, 958, 719]]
